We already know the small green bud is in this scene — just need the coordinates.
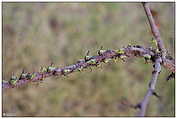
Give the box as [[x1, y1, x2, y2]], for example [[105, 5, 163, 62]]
[[40, 67, 47, 73], [9, 75, 18, 85], [10, 80, 18, 85], [77, 66, 83, 72], [11, 75, 17, 80], [104, 58, 111, 63], [152, 39, 158, 46], [47, 66, 56, 72], [26, 73, 32, 80], [119, 55, 127, 62], [20, 72, 28, 79], [151, 38, 158, 48], [98, 50, 106, 55], [47, 63, 56, 72], [143, 54, 151, 59], [128, 43, 132, 47], [113, 59, 117, 63], [31, 73, 36, 79], [85, 55, 91, 61], [120, 55, 126, 59], [19, 70, 27, 79], [85, 50, 91, 61], [116, 49, 125, 54], [63, 69, 71, 73], [87, 59, 97, 65], [26, 73, 36, 80], [98, 46, 106, 56]]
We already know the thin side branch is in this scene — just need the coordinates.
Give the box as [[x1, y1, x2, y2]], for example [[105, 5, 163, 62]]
[[136, 57, 162, 116], [143, 3, 167, 60]]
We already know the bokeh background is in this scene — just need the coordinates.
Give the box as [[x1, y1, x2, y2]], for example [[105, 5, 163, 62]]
[[2, 2, 175, 116]]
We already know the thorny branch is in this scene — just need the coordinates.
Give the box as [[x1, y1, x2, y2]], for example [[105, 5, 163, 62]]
[[3, 45, 174, 89], [136, 57, 162, 116]]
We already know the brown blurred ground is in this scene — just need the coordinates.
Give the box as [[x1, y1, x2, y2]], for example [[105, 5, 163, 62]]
[[2, 2, 175, 116]]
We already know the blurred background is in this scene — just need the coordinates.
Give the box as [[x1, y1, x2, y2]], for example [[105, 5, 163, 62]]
[[2, 2, 175, 116]]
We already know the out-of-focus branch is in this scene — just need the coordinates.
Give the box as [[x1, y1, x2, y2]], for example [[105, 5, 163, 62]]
[[143, 3, 167, 60], [135, 57, 162, 116]]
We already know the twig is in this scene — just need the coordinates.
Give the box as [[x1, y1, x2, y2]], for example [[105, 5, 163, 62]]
[[143, 3, 166, 60], [136, 57, 162, 116]]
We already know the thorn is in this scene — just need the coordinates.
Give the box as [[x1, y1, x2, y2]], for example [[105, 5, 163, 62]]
[[153, 64, 155, 68], [20, 69, 27, 79], [22, 69, 25, 73], [86, 50, 90, 56], [166, 73, 175, 81], [85, 50, 91, 61], [152, 91, 161, 100]]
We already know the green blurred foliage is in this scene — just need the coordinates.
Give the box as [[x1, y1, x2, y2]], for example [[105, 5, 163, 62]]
[[3, 2, 174, 116]]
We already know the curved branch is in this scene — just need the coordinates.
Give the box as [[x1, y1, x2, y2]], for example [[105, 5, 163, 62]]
[[3, 45, 174, 89], [136, 57, 162, 116]]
